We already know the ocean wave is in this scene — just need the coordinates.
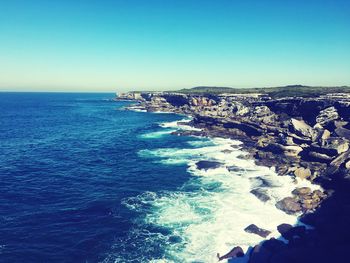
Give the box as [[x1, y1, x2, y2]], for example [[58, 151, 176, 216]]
[[120, 120, 320, 262]]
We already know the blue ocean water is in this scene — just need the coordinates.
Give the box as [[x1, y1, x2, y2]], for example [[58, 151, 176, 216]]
[[0, 92, 195, 262], [0, 92, 305, 263]]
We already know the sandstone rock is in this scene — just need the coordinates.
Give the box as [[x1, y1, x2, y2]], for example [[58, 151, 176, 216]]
[[290, 118, 315, 138], [321, 129, 331, 141], [346, 160, 350, 169], [283, 145, 303, 157], [244, 224, 271, 238], [276, 197, 302, 214], [195, 160, 222, 170], [316, 106, 339, 126], [250, 188, 271, 202], [294, 167, 311, 180], [330, 150, 350, 168]]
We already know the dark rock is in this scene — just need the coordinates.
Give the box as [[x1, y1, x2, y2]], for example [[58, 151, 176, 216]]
[[306, 151, 333, 163], [250, 188, 271, 202], [277, 223, 293, 237], [276, 197, 302, 214], [249, 244, 271, 263], [218, 246, 244, 261], [244, 224, 271, 238], [262, 238, 287, 253], [195, 160, 222, 170], [292, 187, 312, 196], [227, 165, 245, 173], [335, 127, 350, 140]]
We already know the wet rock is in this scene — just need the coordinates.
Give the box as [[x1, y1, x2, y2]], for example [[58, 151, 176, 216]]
[[279, 224, 306, 241], [227, 166, 244, 173], [294, 167, 312, 180], [218, 246, 244, 261], [276, 197, 302, 214], [195, 160, 222, 170], [277, 223, 293, 238], [250, 188, 271, 202], [244, 224, 271, 238], [292, 187, 312, 196]]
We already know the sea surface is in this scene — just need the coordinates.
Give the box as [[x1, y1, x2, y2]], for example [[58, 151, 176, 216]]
[[0, 92, 316, 263]]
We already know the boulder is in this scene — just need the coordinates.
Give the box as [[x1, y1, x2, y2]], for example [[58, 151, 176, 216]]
[[330, 150, 350, 168], [321, 129, 331, 141], [308, 151, 333, 163], [283, 145, 303, 157], [316, 106, 339, 126], [195, 160, 222, 170], [244, 224, 271, 238], [253, 106, 272, 117], [335, 127, 350, 140], [217, 246, 244, 261], [251, 188, 271, 202], [227, 166, 245, 173], [277, 224, 306, 241], [290, 118, 315, 138], [292, 187, 312, 196], [294, 167, 311, 180], [277, 223, 293, 238], [276, 197, 302, 214], [308, 140, 348, 157]]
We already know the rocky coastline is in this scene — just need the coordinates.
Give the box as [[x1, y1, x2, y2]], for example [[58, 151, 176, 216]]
[[117, 91, 350, 262]]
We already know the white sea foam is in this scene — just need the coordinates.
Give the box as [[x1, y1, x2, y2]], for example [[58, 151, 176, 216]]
[[123, 120, 321, 262], [140, 118, 200, 140], [140, 129, 175, 139]]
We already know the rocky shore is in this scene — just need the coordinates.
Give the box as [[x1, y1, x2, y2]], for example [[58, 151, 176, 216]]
[[117, 90, 350, 262]]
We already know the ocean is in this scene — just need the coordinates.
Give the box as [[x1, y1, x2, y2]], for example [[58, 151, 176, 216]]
[[0, 92, 315, 263]]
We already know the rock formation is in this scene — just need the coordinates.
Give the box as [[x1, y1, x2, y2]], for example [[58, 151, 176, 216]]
[[118, 90, 350, 263]]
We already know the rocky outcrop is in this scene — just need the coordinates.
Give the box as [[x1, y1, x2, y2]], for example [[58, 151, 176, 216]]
[[119, 90, 350, 263], [244, 224, 271, 238], [195, 160, 222, 170]]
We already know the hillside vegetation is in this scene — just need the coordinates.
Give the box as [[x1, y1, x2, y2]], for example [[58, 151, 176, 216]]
[[175, 85, 350, 98]]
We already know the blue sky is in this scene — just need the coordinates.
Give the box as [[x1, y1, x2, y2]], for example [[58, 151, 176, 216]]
[[0, 0, 349, 92]]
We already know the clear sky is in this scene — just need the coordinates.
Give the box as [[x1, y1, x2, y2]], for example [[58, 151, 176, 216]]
[[0, 0, 349, 92]]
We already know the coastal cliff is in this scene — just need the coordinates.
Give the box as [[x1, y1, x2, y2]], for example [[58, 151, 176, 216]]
[[117, 88, 350, 262]]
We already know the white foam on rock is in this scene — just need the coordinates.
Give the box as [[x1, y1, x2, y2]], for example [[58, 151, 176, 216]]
[[125, 120, 321, 262]]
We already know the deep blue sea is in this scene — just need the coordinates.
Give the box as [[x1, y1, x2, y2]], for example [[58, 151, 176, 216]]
[[0, 92, 303, 263]]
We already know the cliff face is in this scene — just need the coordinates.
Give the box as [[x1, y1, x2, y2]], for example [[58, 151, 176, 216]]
[[120, 91, 350, 262]]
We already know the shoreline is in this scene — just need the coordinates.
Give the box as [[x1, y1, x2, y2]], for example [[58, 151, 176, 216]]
[[118, 92, 350, 262]]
